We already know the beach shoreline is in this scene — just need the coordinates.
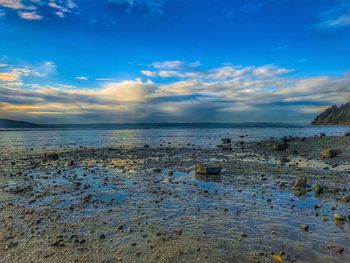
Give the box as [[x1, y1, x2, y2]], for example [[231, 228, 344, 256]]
[[0, 135, 349, 262]]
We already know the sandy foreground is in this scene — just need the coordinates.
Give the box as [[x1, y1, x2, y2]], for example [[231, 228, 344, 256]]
[[0, 135, 349, 263]]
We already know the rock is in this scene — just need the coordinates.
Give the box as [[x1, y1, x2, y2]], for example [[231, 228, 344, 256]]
[[320, 133, 326, 137], [272, 143, 289, 151], [292, 150, 299, 155], [333, 213, 346, 221], [345, 132, 350, 136], [66, 160, 75, 166], [2, 182, 32, 193], [294, 175, 307, 189], [99, 233, 106, 239], [340, 194, 350, 202], [167, 170, 174, 176], [47, 153, 59, 161], [144, 144, 150, 148], [320, 149, 342, 159], [195, 163, 222, 175], [280, 157, 290, 163], [272, 254, 283, 263], [327, 245, 344, 254], [221, 138, 231, 144], [300, 224, 309, 231], [312, 184, 324, 195], [222, 144, 232, 150], [51, 236, 65, 247], [153, 168, 161, 173]]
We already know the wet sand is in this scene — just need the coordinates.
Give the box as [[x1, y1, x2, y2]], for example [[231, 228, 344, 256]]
[[0, 136, 349, 263]]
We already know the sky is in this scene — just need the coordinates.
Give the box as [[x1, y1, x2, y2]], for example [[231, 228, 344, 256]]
[[0, 0, 349, 124]]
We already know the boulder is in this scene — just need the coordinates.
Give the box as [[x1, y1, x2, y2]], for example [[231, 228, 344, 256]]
[[320, 149, 342, 159], [221, 138, 231, 144], [195, 163, 222, 175], [272, 143, 289, 151], [294, 175, 307, 189], [47, 153, 59, 161]]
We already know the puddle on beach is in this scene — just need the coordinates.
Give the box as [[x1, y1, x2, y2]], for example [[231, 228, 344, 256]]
[[227, 152, 350, 172], [3, 160, 347, 262]]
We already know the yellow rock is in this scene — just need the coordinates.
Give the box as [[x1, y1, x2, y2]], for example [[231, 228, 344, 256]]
[[320, 148, 342, 158], [333, 213, 346, 221], [272, 254, 283, 263]]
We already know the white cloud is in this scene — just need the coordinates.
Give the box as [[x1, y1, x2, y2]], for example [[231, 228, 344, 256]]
[[253, 65, 293, 77], [143, 63, 292, 80], [0, 0, 31, 10], [152, 60, 185, 70], [158, 70, 184, 78], [315, 2, 350, 30], [48, 0, 76, 18], [0, 0, 77, 20], [150, 60, 201, 70], [140, 70, 157, 77], [19, 11, 43, 20], [1, 61, 350, 123], [0, 61, 55, 81], [75, 76, 89, 80]]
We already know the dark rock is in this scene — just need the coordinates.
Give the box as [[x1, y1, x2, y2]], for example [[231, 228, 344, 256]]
[[195, 163, 222, 175], [272, 143, 289, 151], [280, 157, 290, 163], [327, 245, 344, 254], [300, 224, 309, 231], [222, 144, 232, 151], [340, 194, 350, 202], [294, 175, 307, 189], [47, 153, 59, 161], [312, 184, 324, 195], [221, 138, 231, 144], [66, 160, 75, 166]]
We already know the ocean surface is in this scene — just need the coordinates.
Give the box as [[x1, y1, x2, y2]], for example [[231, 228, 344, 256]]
[[1, 123, 349, 150]]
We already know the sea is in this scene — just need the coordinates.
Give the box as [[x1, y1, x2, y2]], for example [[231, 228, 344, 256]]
[[0, 123, 349, 150]]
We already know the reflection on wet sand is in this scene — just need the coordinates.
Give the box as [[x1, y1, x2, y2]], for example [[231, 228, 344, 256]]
[[0, 135, 349, 262]]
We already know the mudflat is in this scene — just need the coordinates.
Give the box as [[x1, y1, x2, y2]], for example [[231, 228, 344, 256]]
[[0, 136, 349, 263]]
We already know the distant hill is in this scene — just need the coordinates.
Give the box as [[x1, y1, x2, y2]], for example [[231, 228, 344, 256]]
[[0, 119, 42, 128], [311, 102, 350, 125]]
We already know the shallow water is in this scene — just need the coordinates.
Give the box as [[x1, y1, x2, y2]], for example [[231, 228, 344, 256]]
[[17, 160, 350, 262], [0, 125, 349, 150]]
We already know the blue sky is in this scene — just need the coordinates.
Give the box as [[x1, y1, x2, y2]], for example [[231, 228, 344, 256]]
[[0, 0, 349, 123]]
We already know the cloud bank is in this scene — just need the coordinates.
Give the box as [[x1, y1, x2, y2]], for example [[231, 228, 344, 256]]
[[1, 60, 349, 123]]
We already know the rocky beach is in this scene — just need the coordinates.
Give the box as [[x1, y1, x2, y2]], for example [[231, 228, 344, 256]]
[[0, 133, 349, 263]]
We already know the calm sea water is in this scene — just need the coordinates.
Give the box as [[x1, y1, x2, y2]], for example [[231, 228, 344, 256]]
[[0, 124, 349, 150]]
